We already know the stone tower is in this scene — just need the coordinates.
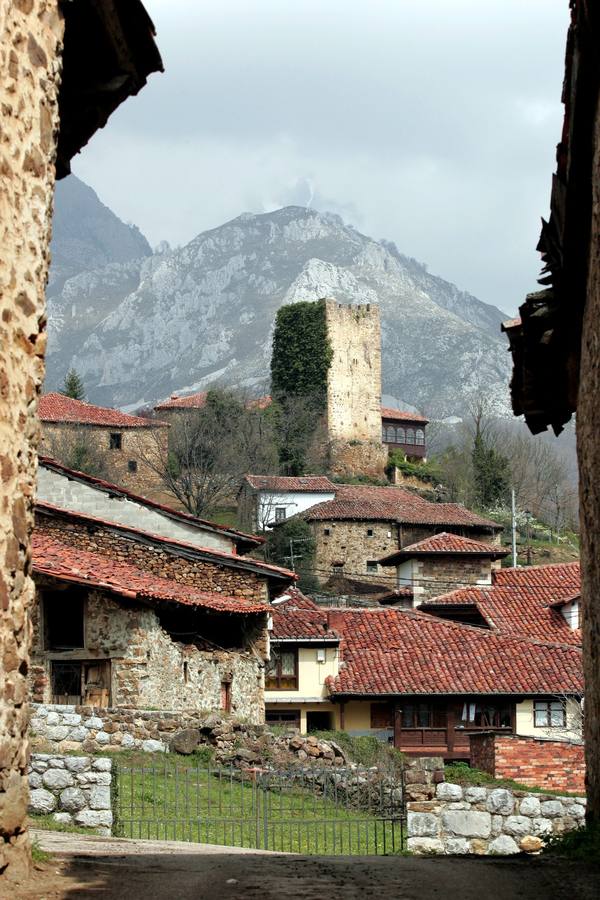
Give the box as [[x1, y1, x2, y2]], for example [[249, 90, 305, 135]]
[[323, 299, 388, 477]]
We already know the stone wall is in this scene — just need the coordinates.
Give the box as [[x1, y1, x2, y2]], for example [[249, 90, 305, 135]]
[[30, 589, 266, 719], [40, 421, 169, 497], [324, 301, 382, 444], [326, 440, 389, 479], [407, 782, 586, 855], [412, 555, 496, 603], [0, 0, 65, 881], [28, 753, 112, 835], [469, 732, 586, 795], [313, 520, 399, 588], [35, 511, 269, 602]]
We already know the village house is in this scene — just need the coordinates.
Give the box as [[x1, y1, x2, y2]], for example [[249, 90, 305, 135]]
[[266, 591, 583, 759], [381, 407, 428, 460], [38, 455, 263, 555], [39, 393, 169, 497], [238, 474, 336, 531], [1, 0, 162, 877], [378, 532, 509, 605], [277, 483, 502, 591], [30, 502, 295, 716], [420, 561, 582, 644]]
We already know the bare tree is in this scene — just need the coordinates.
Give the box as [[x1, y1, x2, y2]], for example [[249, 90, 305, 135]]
[[42, 426, 110, 478], [135, 389, 278, 517]]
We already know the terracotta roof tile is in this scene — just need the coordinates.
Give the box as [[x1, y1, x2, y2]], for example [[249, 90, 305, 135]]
[[303, 485, 501, 529], [32, 532, 266, 614], [154, 391, 208, 410], [39, 393, 167, 428], [244, 474, 336, 492], [379, 532, 508, 564], [381, 406, 429, 424], [421, 562, 581, 645], [325, 608, 582, 696], [270, 587, 339, 640]]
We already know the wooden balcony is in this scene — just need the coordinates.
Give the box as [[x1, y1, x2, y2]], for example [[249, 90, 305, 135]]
[[397, 725, 514, 759]]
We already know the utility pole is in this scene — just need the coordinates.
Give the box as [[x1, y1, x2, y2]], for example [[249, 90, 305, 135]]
[[525, 510, 532, 566], [511, 488, 518, 568], [288, 539, 295, 572]]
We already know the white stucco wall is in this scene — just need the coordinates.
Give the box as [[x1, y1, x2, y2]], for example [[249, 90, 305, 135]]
[[37, 466, 234, 552], [257, 490, 335, 530], [515, 698, 583, 742]]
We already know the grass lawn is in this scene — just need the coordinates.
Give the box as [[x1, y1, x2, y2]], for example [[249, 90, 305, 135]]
[[113, 756, 404, 855]]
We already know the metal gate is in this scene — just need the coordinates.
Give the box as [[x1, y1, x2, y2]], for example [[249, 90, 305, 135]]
[[114, 762, 405, 855]]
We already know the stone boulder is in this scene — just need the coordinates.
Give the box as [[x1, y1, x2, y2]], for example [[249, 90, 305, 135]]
[[170, 729, 201, 755]]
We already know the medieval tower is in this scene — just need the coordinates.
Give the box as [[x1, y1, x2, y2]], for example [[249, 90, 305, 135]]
[[323, 299, 388, 477]]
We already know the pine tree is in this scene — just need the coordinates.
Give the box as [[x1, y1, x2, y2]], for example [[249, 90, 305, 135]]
[[472, 431, 510, 509], [61, 368, 85, 401]]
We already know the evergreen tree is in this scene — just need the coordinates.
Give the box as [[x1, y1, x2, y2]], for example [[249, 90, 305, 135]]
[[472, 431, 510, 509], [61, 368, 85, 401]]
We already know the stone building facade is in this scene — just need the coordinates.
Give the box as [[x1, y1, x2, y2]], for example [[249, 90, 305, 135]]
[[323, 300, 388, 478], [0, 0, 65, 880], [39, 393, 169, 497]]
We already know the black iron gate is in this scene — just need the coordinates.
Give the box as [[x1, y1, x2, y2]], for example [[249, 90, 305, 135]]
[[114, 762, 405, 855]]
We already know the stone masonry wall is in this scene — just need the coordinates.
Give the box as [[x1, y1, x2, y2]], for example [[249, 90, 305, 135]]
[[324, 301, 382, 444], [28, 753, 112, 835], [40, 421, 169, 497], [469, 732, 586, 795], [407, 782, 586, 855], [35, 513, 269, 602], [30, 589, 266, 720], [313, 520, 399, 588], [413, 556, 495, 603], [0, 0, 64, 881]]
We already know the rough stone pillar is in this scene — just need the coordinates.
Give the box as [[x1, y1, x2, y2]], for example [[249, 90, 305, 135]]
[[577, 95, 600, 826], [0, 0, 64, 880]]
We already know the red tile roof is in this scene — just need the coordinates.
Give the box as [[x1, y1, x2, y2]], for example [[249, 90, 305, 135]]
[[35, 502, 296, 583], [244, 474, 336, 493], [379, 532, 508, 565], [381, 406, 429, 424], [39, 393, 167, 428], [154, 391, 208, 410], [421, 562, 581, 645], [246, 395, 273, 410], [270, 587, 340, 640], [325, 608, 582, 697], [39, 456, 264, 552], [32, 532, 266, 614], [303, 485, 501, 529]]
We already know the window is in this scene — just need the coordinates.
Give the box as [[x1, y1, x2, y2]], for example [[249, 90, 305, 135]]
[[405, 428, 415, 445], [401, 703, 432, 728], [51, 660, 110, 706], [366, 560, 378, 574], [415, 429, 425, 446], [371, 703, 394, 729], [45, 591, 85, 650], [381, 426, 387, 442], [331, 564, 344, 575], [534, 700, 566, 728], [109, 432, 122, 450], [324, 528, 331, 536], [127, 459, 138, 473], [266, 648, 298, 690], [396, 426, 406, 444], [367, 528, 374, 537], [220, 681, 232, 712], [265, 710, 300, 729], [307, 711, 332, 732], [274, 507, 287, 523], [460, 701, 511, 728], [385, 425, 396, 442], [183, 661, 189, 684]]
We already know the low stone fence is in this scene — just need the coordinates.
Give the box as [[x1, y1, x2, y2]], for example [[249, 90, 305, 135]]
[[469, 731, 585, 795], [28, 753, 113, 835], [407, 782, 586, 855]]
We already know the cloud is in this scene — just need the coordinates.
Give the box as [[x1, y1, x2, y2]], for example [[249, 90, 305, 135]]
[[71, 0, 570, 313]]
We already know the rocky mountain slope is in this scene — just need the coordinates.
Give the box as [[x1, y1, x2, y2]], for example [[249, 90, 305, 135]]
[[46, 179, 512, 416]]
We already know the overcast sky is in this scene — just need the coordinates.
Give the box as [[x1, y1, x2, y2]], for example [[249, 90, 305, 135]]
[[73, 0, 569, 315]]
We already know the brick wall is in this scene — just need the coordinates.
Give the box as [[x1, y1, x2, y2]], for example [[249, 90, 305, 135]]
[[469, 732, 586, 795], [0, 0, 64, 881], [35, 512, 269, 602]]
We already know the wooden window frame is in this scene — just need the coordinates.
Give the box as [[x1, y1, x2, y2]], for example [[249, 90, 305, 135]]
[[401, 702, 433, 728], [396, 426, 406, 443], [274, 506, 287, 523], [265, 647, 298, 691], [415, 428, 425, 446], [371, 702, 394, 729], [533, 699, 566, 728], [405, 428, 415, 445]]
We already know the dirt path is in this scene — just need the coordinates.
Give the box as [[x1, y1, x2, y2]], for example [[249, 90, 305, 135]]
[[9, 830, 600, 900]]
